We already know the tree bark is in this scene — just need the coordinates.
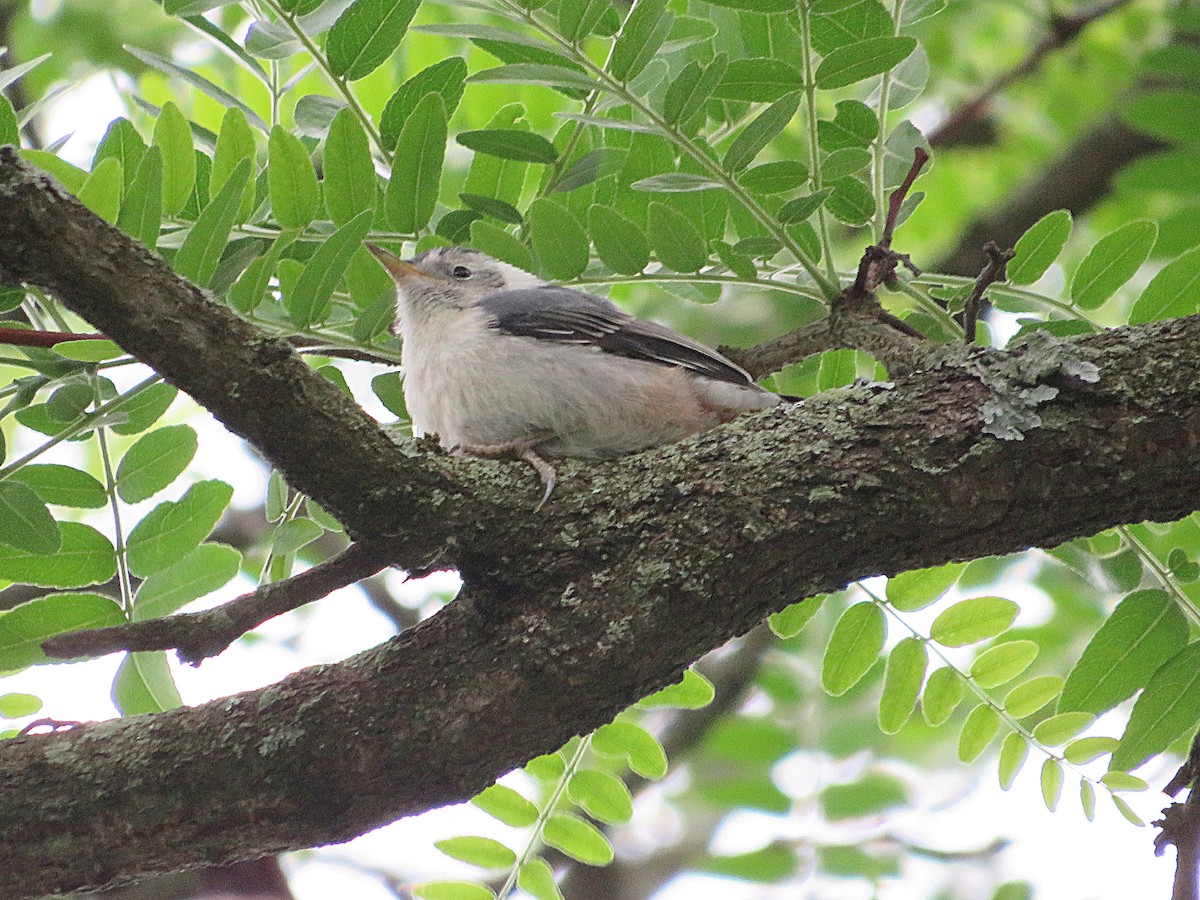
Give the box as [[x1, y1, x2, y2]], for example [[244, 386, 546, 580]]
[[1, 149, 1200, 896]]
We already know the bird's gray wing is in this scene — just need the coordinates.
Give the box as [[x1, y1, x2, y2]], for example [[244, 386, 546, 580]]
[[478, 285, 756, 387]]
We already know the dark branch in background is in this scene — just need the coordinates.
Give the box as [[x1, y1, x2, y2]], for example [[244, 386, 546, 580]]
[[928, 0, 1136, 148], [42, 541, 393, 665], [963, 241, 1016, 344], [1156, 730, 1200, 900]]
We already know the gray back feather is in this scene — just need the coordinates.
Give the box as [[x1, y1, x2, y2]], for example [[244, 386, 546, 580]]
[[478, 285, 757, 387]]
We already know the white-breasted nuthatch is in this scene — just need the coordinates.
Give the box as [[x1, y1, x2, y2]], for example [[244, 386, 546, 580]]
[[367, 244, 786, 505]]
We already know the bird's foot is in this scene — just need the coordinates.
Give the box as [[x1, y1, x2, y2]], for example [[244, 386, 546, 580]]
[[451, 435, 557, 510]]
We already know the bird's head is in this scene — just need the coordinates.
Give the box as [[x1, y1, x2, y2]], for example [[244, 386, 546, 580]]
[[367, 244, 543, 311]]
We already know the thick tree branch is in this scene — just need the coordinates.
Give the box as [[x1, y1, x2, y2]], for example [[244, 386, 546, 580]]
[[3, 149, 1200, 897]]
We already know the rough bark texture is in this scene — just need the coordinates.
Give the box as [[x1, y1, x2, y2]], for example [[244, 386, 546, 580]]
[[1, 150, 1200, 896]]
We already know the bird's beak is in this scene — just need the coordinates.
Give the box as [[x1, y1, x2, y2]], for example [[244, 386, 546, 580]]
[[366, 243, 434, 281]]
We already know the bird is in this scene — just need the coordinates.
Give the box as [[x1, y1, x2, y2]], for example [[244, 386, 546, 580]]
[[367, 244, 786, 506]]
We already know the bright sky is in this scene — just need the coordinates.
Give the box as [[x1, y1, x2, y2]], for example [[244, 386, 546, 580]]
[[0, 69, 1183, 900]]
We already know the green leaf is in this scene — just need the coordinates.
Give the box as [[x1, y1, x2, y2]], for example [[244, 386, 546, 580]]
[[126, 480, 234, 578], [1080, 778, 1096, 821], [0, 481, 61, 555], [714, 58, 804, 102], [777, 189, 833, 225], [468, 63, 602, 93], [1111, 793, 1144, 826], [553, 147, 626, 193], [823, 147, 872, 180], [922, 666, 964, 726], [647, 201, 707, 272], [212, 108, 258, 224], [0, 692, 42, 718], [1099, 771, 1148, 792], [631, 172, 724, 193], [1064, 736, 1119, 765], [324, 109, 376, 227], [327, 0, 420, 81], [379, 58, 467, 152], [1113, 641, 1200, 771], [878, 636, 927, 733], [816, 37, 917, 89], [542, 814, 614, 865], [52, 339, 123, 362], [134, 543, 242, 620], [1033, 712, 1094, 746], [723, 93, 799, 172], [112, 384, 177, 436], [930, 597, 1018, 647], [1060, 589, 1188, 715], [153, 101, 196, 217], [125, 45, 266, 132], [1130, 244, 1200, 324], [268, 126, 319, 230], [998, 732, 1028, 790], [435, 836, 516, 869], [412, 882, 494, 900], [270, 518, 324, 556], [112, 651, 182, 714], [559, 0, 609, 42], [0, 94, 17, 146], [821, 601, 886, 696], [821, 772, 908, 821], [1004, 675, 1064, 718], [1008, 210, 1072, 285], [0, 592, 125, 668], [529, 198, 589, 279], [768, 595, 824, 638], [470, 220, 534, 272], [0, 522, 115, 588], [588, 204, 649, 275], [386, 93, 447, 234], [663, 54, 726, 126], [971, 640, 1039, 689], [116, 425, 199, 504], [174, 159, 251, 287], [1041, 758, 1063, 811], [957, 703, 1000, 762], [740, 161, 808, 195], [229, 231, 299, 314], [9, 465, 107, 509], [811, 0, 893, 54], [457, 129, 558, 164], [118, 146, 163, 250], [78, 157, 123, 224], [826, 177, 874, 225], [818, 100, 877, 151], [592, 719, 667, 778], [517, 858, 562, 900], [639, 668, 714, 709], [471, 783, 538, 827], [1070, 220, 1157, 309], [286, 209, 374, 327], [610, 0, 672, 83], [568, 769, 634, 824]]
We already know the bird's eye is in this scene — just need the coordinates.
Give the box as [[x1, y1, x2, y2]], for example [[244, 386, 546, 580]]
[[451, 265, 472, 279]]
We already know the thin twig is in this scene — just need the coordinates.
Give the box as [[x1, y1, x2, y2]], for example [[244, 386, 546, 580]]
[[963, 241, 1016, 344], [0, 326, 106, 347], [42, 542, 394, 666]]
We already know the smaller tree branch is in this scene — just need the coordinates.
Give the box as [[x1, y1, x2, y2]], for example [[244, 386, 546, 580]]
[[963, 241, 1016, 344], [1157, 731, 1200, 900], [0, 326, 106, 347], [41, 541, 393, 665]]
